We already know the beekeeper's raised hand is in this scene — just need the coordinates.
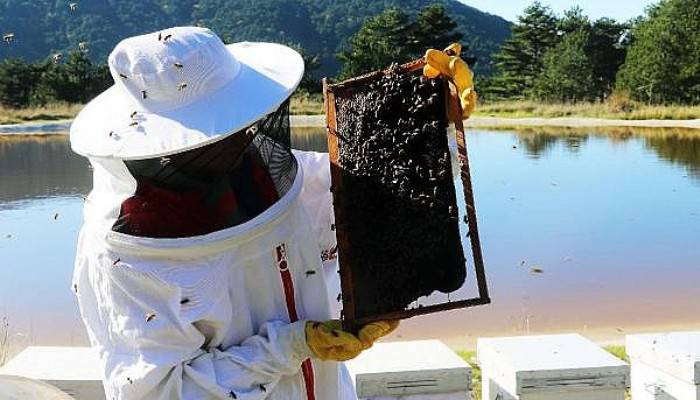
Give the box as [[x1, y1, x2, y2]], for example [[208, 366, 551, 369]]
[[305, 320, 399, 361], [423, 43, 478, 120]]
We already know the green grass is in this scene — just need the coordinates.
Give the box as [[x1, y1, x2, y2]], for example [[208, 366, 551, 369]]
[[457, 350, 482, 400]]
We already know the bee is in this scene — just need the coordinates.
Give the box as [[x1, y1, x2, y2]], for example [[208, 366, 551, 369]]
[[163, 34, 173, 42], [126, 377, 133, 385], [179, 298, 190, 305], [52, 53, 64, 65], [78, 41, 88, 51], [228, 391, 237, 399], [113, 258, 121, 266], [2, 33, 14, 44], [157, 32, 162, 41], [141, 90, 148, 100], [160, 157, 171, 166], [129, 121, 139, 127], [336, 293, 342, 303], [4, 234, 11, 239], [174, 62, 183, 69], [69, 3, 78, 12], [53, 212, 59, 220], [259, 385, 266, 393], [177, 83, 188, 91], [73, 283, 78, 294], [119, 73, 128, 80], [130, 111, 137, 119], [146, 313, 156, 322], [108, 131, 114, 137], [305, 270, 316, 277], [530, 267, 544, 274]]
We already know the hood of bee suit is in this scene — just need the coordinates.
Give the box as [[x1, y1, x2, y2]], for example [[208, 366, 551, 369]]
[[69, 26, 304, 161]]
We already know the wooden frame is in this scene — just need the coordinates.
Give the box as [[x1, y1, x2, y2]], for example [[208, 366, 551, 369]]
[[323, 59, 490, 330]]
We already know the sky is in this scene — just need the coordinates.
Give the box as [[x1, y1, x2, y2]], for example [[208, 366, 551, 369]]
[[462, 0, 658, 22]]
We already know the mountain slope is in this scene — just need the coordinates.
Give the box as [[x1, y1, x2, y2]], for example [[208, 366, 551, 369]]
[[0, 0, 511, 76]]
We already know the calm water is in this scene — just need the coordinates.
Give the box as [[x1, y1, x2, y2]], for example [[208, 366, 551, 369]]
[[1, 128, 699, 354]]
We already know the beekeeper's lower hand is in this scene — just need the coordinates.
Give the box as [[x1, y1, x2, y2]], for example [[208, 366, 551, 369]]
[[423, 43, 478, 120], [305, 320, 399, 361]]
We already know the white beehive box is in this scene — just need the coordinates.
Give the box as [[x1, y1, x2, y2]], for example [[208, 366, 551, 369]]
[[627, 331, 700, 400], [0, 346, 105, 400], [477, 334, 629, 400], [345, 339, 472, 399]]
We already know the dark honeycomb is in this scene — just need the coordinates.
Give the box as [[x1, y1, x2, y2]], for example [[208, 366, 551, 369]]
[[334, 70, 467, 319]]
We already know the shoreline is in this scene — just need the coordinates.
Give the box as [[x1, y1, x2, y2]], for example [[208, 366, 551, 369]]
[[2, 115, 700, 135]]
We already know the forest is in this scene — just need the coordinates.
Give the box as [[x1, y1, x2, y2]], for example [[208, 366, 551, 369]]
[[0, 0, 699, 110]]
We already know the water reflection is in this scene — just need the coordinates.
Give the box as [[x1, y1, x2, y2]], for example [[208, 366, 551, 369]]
[[0, 136, 91, 208], [645, 135, 700, 181], [1, 128, 699, 355]]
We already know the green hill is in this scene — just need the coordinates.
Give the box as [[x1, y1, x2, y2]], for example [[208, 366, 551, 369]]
[[0, 0, 510, 76]]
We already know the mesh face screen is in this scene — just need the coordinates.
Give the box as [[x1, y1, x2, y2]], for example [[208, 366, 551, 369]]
[[113, 100, 297, 238]]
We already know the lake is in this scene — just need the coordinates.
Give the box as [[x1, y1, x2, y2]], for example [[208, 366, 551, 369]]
[[1, 127, 699, 356]]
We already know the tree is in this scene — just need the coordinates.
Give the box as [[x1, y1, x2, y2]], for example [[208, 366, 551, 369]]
[[558, 7, 628, 100], [617, 0, 700, 104], [287, 43, 322, 93], [487, 2, 559, 99], [588, 18, 629, 98], [337, 8, 413, 79], [31, 52, 112, 105], [534, 30, 595, 102], [411, 4, 463, 54], [0, 59, 42, 107]]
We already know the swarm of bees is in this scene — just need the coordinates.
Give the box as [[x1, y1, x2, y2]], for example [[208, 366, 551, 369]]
[[2, 33, 14, 44]]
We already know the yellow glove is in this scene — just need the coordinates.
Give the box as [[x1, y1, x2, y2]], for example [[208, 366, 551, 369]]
[[357, 320, 400, 348], [305, 320, 399, 361], [423, 43, 478, 120]]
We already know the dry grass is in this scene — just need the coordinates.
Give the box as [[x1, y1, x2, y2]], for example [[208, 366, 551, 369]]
[[290, 92, 324, 115], [2, 94, 698, 125], [0, 103, 82, 125], [475, 99, 700, 120]]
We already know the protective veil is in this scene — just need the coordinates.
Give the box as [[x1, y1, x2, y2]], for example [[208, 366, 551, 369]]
[[72, 106, 354, 399], [74, 132, 355, 400]]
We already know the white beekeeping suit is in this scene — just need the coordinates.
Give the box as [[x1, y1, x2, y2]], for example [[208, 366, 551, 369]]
[[68, 26, 364, 400]]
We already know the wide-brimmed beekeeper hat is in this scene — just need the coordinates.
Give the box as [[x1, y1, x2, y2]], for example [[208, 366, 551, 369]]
[[70, 26, 304, 160]]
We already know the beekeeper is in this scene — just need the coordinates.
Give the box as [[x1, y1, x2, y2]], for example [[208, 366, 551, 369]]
[[69, 26, 398, 400]]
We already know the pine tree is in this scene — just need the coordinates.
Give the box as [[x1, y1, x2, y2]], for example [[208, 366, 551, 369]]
[[411, 4, 463, 54], [0, 59, 42, 107], [488, 2, 559, 99], [337, 8, 413, 79], [337, 5, 467, 80]]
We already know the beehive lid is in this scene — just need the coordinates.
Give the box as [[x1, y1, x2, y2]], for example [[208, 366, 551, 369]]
[[477, 334, 629, 395], [0, 375, 73, 400], [345, 340, 471, 397], [627, 331, 700, 385], [0, 346, 102, 382]]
